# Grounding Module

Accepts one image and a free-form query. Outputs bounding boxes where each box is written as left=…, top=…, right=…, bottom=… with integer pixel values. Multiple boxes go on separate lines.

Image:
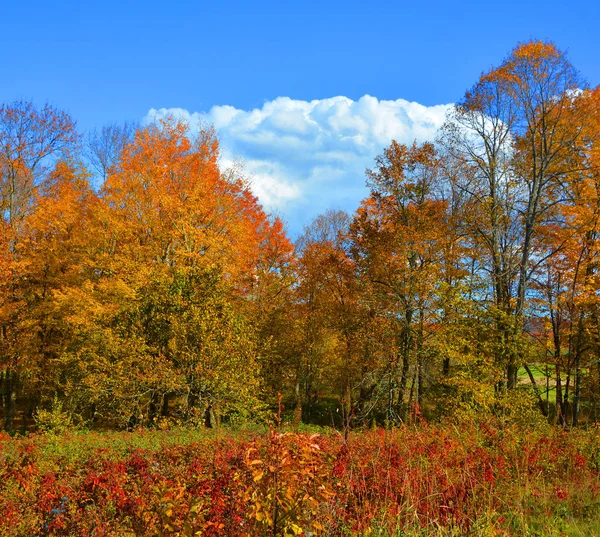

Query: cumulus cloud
left=145, top=95, right=451, bottom=236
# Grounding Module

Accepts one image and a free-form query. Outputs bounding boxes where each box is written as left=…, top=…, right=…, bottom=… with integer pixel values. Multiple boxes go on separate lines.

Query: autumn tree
left=532, top=86, right=600, bottom=426
left=85, top=122, right=137, bottom=182
left=0, top=101, right=79, bottom=430
left=350, top=142, right=454, bottom=422
left=88, top=117, right=291, bottom=426
left=0, top=100, right=78, bottom=226
left=439, top=41, right=588, bottom=397
left=294, top=210, right=378, bottom=429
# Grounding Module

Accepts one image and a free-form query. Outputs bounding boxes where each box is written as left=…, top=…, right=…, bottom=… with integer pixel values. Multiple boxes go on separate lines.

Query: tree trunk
left=573, top=364, right=581, bottom=427
left=556, top=365, right=565, bottom=428
left=203, top=404, right=213, bottom=428
left=2, top=368, right=17, bottom=431
left=506, top=363, right=518, bottom=390
left=572, top=305, right=587, bottom=427
left=293, top=381, right=302, bottom=431
left=523, top=364, right=549, bottom=417
left=161, top=393, right=170, bottom=418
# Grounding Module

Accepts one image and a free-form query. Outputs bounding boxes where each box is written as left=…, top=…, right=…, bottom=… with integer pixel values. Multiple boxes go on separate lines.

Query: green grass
left=518, top=364, right=554, bottom=381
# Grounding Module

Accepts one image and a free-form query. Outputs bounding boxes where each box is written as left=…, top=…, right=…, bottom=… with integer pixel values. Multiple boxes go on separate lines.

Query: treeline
left=2, top=40, right=600, bottom=432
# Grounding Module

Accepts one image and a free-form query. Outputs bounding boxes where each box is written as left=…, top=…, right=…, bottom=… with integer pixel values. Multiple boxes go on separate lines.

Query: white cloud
left=145, top=95, right=452, bottom=236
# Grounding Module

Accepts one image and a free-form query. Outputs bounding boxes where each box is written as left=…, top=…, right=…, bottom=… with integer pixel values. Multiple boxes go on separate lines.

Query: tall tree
left=351, top=141, right=451, bottom=422
left=0, top=101, right=78, bottom=430
left=91, top=117, right=291, bottom=426
left=85, top=122, right=137, bottom=182
left=0, top=101, right=78, bottom=226
left=439, top=41, right=588, bottom=391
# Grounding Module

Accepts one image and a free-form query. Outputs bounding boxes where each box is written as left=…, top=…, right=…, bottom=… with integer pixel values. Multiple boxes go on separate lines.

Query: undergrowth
left=0, top=421, right=599, bottom=536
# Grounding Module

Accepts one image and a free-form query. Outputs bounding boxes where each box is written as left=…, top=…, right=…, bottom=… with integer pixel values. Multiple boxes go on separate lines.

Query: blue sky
left=2, top=0, right=599, bottom=235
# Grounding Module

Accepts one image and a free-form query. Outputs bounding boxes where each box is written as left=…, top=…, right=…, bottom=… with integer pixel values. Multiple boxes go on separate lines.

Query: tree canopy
left=2, top=41, right=600, bottom=432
